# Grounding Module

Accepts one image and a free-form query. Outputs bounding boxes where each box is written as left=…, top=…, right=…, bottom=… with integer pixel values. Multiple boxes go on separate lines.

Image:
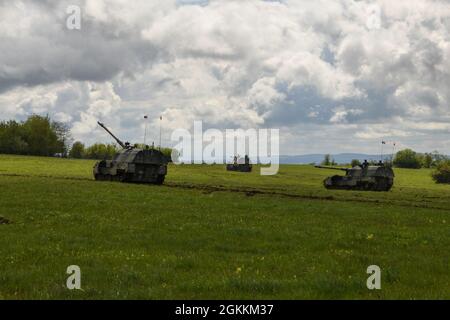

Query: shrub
left=432, top=161, right=450, bottom=184
left=84, top=143, right=118, bottom=160
left=422, top=153, right=433, bottom=168
left=69, top=141, right=85, bottom=159
left=351, top=159, right=361, bottom=167
left=160, top=147, right=173, bottom=162
left=393, top=149, right=421, bottom=169
left=321, top=154, right=336, bottom=166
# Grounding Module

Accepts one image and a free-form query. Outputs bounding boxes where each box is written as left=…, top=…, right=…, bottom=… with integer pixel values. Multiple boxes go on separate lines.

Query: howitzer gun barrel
left=314, top=165, right=348, bottom=171
left=97, top=121, right=126, bottom=149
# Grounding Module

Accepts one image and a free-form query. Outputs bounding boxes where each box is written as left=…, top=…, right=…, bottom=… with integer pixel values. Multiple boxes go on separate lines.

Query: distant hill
left=279, top=153, right=388, bottom=165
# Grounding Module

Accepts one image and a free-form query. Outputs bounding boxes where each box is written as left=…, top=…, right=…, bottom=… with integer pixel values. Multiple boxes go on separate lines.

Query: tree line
left=69, top=141, right=173, bottom=160
left=0, top=115, right=69, bottom=157
left=392, top=149, right=450, bottom=183
left=330, top=149, right=449, bottom=184
left=0, top=115, right=172, bottom=160
left=321, top=149, right=449, bottom=170
left=69, top=141, right=118, bottom=160
left=392, top=149, right=448, bottom=169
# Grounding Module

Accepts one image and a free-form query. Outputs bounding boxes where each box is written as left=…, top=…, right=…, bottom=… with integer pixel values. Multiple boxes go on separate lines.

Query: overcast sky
left=1, top=0, right=449, bottom=154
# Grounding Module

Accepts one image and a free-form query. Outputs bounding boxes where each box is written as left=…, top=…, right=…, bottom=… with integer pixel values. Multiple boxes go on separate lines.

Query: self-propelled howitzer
left=315, top=164, right=394, bottom=191
left=93, top=122, right=168, bottom=184
left=226, top=155, right=252, bottom=173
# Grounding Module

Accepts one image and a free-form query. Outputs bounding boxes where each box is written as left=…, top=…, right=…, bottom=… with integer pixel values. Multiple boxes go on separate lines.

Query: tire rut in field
left=163, top=182, right=450, bottom=212
left=1, top=173, right=449, bottom=212
left=164, top=181, right=334, bottom=201
left=0, top=217, right=11, bottom=225
left=0, top=173, right=91, bottom=181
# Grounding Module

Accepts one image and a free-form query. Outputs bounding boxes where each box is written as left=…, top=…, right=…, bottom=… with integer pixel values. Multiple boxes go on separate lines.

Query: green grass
left=0, top=154, right=449, bottom=299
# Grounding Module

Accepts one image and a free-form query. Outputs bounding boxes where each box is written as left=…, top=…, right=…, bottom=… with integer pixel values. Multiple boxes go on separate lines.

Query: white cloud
left=330, top=107, right=364, bottom=124
left=0, top=0, right=449, bottom=153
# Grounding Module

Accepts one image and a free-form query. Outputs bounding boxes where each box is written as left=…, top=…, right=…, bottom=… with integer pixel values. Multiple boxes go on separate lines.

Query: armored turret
left=93, top=122, right=168, bottom=184
left=315, top=164, right=394, bottom=191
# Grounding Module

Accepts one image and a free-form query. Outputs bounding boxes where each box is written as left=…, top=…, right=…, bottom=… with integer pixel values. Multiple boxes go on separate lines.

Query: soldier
left=363, top=159, right=369, bottom=168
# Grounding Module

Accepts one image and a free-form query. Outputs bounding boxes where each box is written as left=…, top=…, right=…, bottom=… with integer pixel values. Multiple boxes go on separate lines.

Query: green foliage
left=0, top=116, right=172, bottom=161
left=322, top=154, right=331, bottom=165
left=160, top=147, right=173, bottom=162
left=432, top=151, right=448, bottom=163
left=392, top=150, right=446, bottom=169
left=321, top=154, right=336, bottom=166
left=0, top=115, right=69, bottom=156
left=422, top=153, right=433, bottom=168
left=69, top=141, right=85, bottom=159
left=432, top=161, right=450, bottom=184
left=0, top=120, right=28, bottom=154
left=84, top=143, right=118, bottom=160
left=393, top=149, right=422, bottom=169
left=51, top=121, right=71, bottom=157
left=351, top=159, right=361, bottom=167
left=426, top=151, right=447, bottom=168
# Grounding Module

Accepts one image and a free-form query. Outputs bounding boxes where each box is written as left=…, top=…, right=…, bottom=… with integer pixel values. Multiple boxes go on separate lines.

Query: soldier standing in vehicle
left=363, top=159, right=369, bottom=168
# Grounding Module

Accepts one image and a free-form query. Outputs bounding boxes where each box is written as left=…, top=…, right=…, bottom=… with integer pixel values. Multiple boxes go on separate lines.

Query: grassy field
left=0, top=154, right=448, bottom=299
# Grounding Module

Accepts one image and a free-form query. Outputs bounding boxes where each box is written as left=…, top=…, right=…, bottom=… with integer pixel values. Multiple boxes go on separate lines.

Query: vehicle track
left=1, top=173, right=449, bottom=212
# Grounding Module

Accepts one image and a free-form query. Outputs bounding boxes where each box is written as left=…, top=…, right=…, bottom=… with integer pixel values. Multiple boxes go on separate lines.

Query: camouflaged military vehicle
left=315, top=162, right=394, bottom=191
left=93, top=122, right=168, bottom=184
left=226, top=155, right=252, bottom=173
